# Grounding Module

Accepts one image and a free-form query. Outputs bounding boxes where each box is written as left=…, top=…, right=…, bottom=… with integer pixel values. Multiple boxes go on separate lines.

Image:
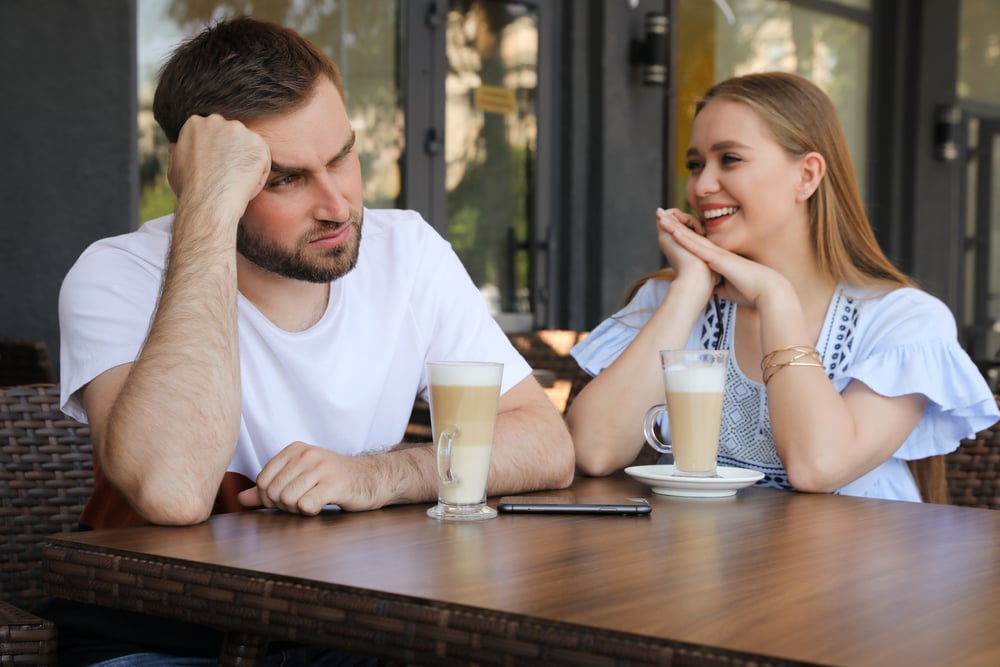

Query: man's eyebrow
left=333, top=131, right=357, bottom=162
left=269, top=162, right=301, bottom=175
left=269, top=132, right=357, bottom=174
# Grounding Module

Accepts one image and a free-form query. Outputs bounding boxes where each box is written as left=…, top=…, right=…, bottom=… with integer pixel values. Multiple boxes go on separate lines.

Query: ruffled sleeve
left=837, top=287, right=999, bottom=459
left=570, top=279, right=671, bottom=376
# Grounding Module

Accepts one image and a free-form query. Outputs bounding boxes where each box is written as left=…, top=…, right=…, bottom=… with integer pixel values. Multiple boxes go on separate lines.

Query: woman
left=567, top=71, right=999, bottom=501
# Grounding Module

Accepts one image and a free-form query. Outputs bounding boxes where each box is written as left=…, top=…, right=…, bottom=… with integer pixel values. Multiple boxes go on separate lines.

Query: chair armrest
left=0, top=599, right=57, bottom=664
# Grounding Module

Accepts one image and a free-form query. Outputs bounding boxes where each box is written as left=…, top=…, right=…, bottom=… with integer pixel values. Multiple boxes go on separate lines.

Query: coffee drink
left=664, top=366, right=725, bottom=474
left=644, top=350, right=728, bottom=477
left=426, top=361, right=503, bottom=520
left=429, top=383, right=499, bottom=504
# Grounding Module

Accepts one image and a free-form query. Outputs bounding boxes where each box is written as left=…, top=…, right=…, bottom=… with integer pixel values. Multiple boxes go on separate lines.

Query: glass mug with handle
left=426, top=361, right=503, bottom=520
left=643, top=349, right=728, bottom=477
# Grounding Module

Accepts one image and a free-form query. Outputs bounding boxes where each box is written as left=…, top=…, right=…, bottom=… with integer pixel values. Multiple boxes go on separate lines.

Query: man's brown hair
left=153, top=16, right=343, bottom=143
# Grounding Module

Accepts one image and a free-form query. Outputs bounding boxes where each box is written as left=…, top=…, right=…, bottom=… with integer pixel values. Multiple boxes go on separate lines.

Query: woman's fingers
left=657, top=208, right=705, bottom=235
left=667, top=218, right=719, bottom=260
left=654, top=208, right=784, bottom=309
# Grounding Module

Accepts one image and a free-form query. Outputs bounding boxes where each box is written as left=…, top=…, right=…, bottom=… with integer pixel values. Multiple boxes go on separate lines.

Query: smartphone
left=497, top=495, right=652, bottom=515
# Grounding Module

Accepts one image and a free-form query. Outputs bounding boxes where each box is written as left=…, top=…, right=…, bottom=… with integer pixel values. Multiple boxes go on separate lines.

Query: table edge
left=41, top=538, right=817, bottom=667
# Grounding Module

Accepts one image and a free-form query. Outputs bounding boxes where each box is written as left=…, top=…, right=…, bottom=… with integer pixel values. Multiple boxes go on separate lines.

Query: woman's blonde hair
left=629, top=72, right=913, bottom=304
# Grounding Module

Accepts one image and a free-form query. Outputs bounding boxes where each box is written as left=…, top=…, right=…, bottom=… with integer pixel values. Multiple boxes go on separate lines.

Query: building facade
left=2, top=0, right=999, bottom=373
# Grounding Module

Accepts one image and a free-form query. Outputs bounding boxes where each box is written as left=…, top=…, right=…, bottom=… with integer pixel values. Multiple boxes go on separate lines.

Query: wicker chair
left=0, top=384, right=92, bottom=665
left=507, top=330, right=589, bottom=413
left=506, top=330, right=587, bottom=383
left=946, top=395, right=1000, bottom=508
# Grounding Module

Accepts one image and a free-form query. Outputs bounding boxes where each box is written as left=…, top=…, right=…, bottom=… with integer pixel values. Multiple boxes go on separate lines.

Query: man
left=54, top=17, right=573, bottom=665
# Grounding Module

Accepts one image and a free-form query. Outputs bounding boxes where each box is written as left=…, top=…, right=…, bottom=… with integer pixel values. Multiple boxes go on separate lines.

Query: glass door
left=965, top=118, right=1000, bottom=371
left=445, top=0, right=539, bottom=331
left=136, top=0, right=401, bottom=225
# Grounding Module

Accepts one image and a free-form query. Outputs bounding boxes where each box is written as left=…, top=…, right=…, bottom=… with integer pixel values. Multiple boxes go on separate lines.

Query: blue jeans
left=89, top=646, right=380, bottom=667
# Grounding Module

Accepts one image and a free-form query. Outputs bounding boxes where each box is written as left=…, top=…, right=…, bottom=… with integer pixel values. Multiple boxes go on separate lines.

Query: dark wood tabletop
left=42, top=474, right=1000, bottom=667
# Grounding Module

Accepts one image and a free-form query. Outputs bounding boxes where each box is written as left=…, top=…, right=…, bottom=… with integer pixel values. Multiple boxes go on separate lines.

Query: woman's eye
left=685, top=160, right=703, bottom=173
left=721, top=154, right=742, bottom=165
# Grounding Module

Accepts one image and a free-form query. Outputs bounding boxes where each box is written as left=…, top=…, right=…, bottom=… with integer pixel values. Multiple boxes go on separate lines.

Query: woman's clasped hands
left=655, top=207, right=791, bottom=311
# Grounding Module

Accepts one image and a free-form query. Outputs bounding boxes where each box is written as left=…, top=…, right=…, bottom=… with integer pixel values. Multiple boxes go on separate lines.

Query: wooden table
left=42, top=474, right=1000, bottom=666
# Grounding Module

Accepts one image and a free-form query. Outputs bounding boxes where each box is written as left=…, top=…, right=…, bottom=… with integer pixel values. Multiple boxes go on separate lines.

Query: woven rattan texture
left=0, top=599, right=57, bottom=665
left=948, top=395, right=1000, bottom=509
left=44, top=545, right=804, bottom=667
left=0, top=383, right=92, bottom=664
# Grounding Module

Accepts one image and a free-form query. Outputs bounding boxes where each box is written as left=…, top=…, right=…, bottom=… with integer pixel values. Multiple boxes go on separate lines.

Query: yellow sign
left=474, top=85, right=517, bottom=115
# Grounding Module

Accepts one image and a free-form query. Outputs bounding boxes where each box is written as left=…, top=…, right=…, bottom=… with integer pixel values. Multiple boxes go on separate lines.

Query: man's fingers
left=237, top=486, right=263, bottom=508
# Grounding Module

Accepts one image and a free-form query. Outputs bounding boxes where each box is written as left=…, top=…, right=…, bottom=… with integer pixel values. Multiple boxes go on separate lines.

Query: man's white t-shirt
left=59, top=208, right=531, bottom=482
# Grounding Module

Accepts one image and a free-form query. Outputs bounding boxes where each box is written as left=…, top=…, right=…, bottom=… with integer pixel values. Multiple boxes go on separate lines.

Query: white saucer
left=624, top=465, right=765, bottom=498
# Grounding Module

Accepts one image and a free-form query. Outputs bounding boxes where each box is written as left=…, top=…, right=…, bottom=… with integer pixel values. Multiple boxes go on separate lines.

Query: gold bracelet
left=760, top=345, right=820, bottom=370
left=761, top=345, right=823, bottom=386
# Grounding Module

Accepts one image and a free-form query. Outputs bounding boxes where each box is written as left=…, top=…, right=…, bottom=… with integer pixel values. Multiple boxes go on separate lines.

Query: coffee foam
left=428, top=362, right=503, bottom=386
left=663, top=364, right=726, bottom=392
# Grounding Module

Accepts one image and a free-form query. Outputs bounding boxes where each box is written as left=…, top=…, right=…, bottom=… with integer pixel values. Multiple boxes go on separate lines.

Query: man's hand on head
left=168, top=114, right=271, bottom=222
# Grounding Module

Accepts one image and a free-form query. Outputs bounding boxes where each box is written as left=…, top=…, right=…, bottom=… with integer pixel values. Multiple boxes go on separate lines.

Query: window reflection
left=958, top=0, right=1000, bottom=104
left=137, top=0, right=401, bottom=225
left=446, top=1, right=539, bottom=330
left=675, top=0, right=870, bottom=205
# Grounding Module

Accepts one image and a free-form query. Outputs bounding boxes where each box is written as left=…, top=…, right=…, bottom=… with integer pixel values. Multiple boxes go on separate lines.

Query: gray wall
left=597, top=1, right=669, bottom=321
left=0, top=0, right=137, bottom=375
left=561, top=0, right=668, bottom=331
left=871, top=1, right=967, bottom=328
left=907, top=1, right=964, bottom=309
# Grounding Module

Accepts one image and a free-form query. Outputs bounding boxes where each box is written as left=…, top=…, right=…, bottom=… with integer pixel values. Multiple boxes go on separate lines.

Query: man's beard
left=236, top=209, right=363, bottom=283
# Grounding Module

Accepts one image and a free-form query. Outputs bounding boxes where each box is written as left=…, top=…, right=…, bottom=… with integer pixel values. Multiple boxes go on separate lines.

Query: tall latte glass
left=426, top=361, right=503, bottom=520
left=643, top=350, right=728, bottom=477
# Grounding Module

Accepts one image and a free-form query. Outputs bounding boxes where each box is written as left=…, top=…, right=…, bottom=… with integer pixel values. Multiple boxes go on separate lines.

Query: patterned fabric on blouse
left=571, top=279, right=1000, bottom=501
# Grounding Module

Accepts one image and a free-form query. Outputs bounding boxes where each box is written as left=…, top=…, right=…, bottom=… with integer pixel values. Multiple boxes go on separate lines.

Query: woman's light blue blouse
left=571, top=279, right=1000, bottom=501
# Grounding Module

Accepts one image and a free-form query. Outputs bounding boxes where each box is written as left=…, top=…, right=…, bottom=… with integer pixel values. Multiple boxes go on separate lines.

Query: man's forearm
left=372, top=386, right=573, bottom=509
left=487, top=400, right=576, bottom=495
left=102, top=204, right=242, bottom=525
left=360, top=403, right=573, bottom=510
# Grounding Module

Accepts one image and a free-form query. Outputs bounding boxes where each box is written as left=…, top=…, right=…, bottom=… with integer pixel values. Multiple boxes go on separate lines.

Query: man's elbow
left=538, top=413, right=576, bottom=489
left=134, top=494, right=214, bottom=526
left=123, top=478, right=217, bottom=526
left=553, top=433, right=577, bottom=488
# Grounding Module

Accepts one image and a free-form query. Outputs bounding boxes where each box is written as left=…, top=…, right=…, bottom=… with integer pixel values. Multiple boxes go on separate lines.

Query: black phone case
left=497, top=496, right=651, bottom=515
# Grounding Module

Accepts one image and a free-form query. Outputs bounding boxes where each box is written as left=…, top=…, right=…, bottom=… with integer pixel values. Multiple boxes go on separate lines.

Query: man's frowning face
left=238, top=77, right=364, bottom=284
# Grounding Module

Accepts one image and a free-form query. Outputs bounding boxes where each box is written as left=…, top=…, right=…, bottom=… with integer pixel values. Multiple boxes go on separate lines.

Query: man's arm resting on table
left=486, top=373, right=576, bottom=495
left=237, top=374, right=576, bottom=514
left=75, top=116, right=268, bottom=526
left=81, top=352, right=241, bottom=526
